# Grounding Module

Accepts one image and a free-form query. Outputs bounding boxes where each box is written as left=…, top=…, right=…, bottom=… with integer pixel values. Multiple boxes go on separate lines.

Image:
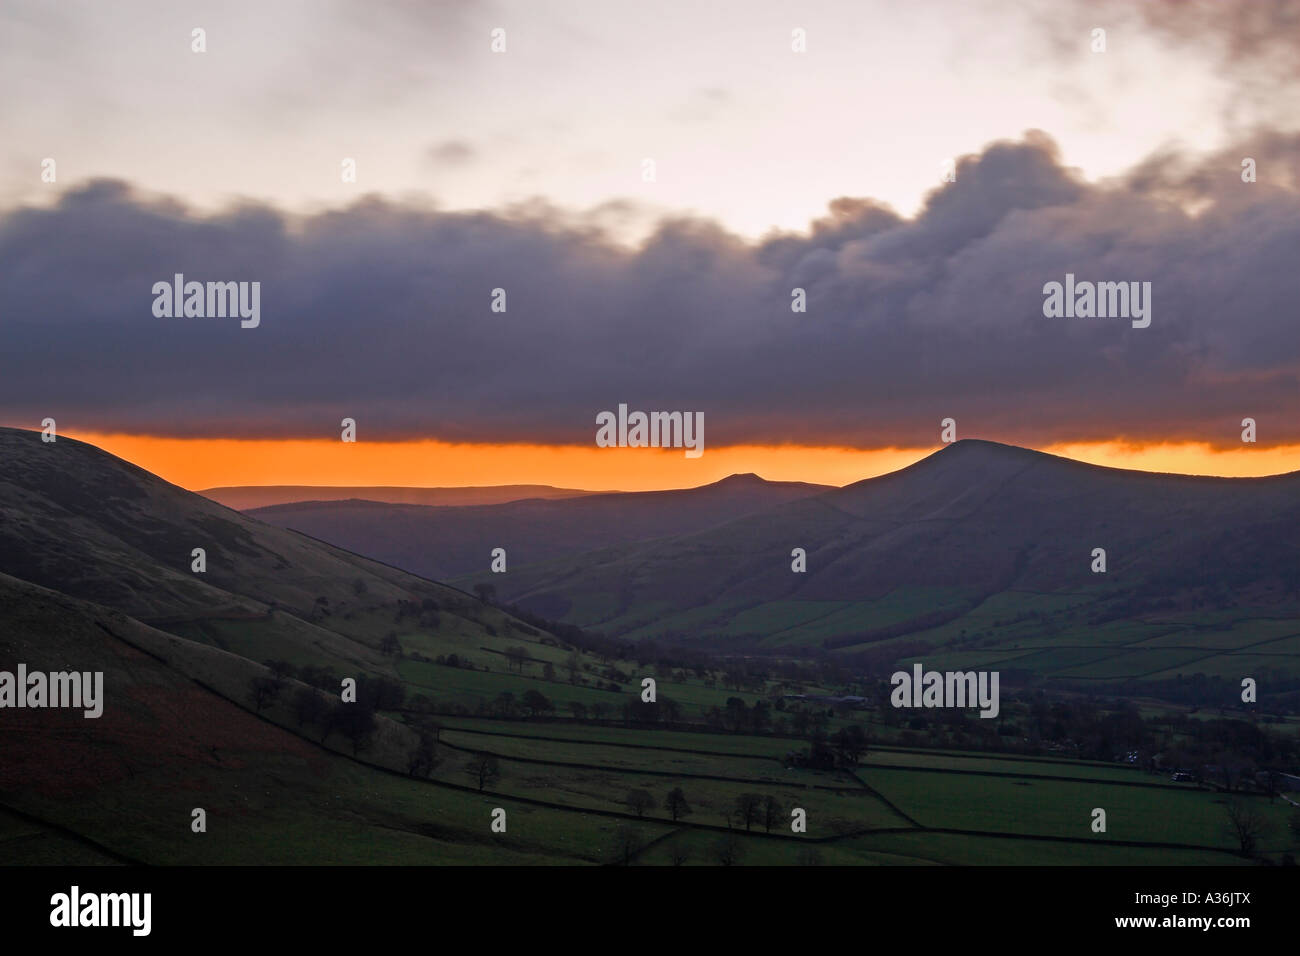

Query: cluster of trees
left=1088, top=673, right=1300, bottom=714
left=453, top=683, right=872, bottom=749
left=502, top=645, right=585, bottom=682
left=312, top=695, right=373, bottom=753
left=727, top=793, right=787, bottom=832
left=786, top=725, right=869, bottom=770
left=502, top=646, right=535, bottom=673
left=623, top=786, right=692, bottom=821
left=700, top=697, right=774, bottom=734
left=248, top=665, right=412, bottom=756
left=498, top=600, right=630, bottom=662
left=481, top=689, right=557, bottom=719
left=621, top=786, right=798, bottom=833
left=251, top=663, right=452, bottom=776
left=406, top=733, right=440, bottom=778
left=619, top=638, right=855, bottom=693
left=394, top=596, right=445, bottom=629
left=433, top=653, right=484, bottom=670
left=861, top=683, right=1299, bottom=778
left=610, top=789, right=821, bottom=866
left=621, top=696, right=681, bottom=727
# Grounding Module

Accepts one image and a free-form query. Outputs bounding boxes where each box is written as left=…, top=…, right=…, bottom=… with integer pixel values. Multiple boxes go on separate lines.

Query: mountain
left=0, top=428, right=489, bottom=634
left=200, top=483, right=599, bottom=511
left=0, top=426, right=646, bottom=863
left=248, top=473, right=832, bottom=581
left=0, top=425, right=581, bottom=718
left=491, top=441, right=1300, bottom=682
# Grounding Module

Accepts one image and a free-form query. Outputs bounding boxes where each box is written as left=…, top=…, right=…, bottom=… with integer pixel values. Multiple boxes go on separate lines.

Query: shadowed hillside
left=0, top=427, right=550, bottom=679
left=249, top=473, right=831, bottom=581
left=487, top=441, right=1300, bottom=680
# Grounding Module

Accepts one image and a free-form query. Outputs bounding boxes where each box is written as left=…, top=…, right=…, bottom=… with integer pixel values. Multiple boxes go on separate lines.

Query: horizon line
left=8, top=427, right=1300, bottom=492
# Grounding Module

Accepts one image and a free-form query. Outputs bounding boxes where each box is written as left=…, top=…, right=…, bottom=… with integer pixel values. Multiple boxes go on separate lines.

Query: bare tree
left=465, top=754, right=501, bottom=792
left=332, top=703, right=376, bottom=755
left=734, top=793, right=763, bottom=832
left=832, top=724, right=869, bottom=766
left=504, top=646, right=530, bottom=674
left=626, top=789, right=656, bottom=817
left=1224, top=798, right=1270, bottom=856
left=1262, top=767, right=1283, bottom=802
left=293, top=685, right=329, bottom=729
left=248, top=675, right=284, bottom=713
left=407, top=733, right=440, bottom=778
left=713, top=831, right=744, bottom=866
left=762, top=795, right=782, bottom=833
left=521, top=688, right=553, bottom=718
left=665, top=787, right=692, bottom=822
left=420, top=718, right=444, bottom=743
left=264, top=660, right=295, bottom=681
left=609, top=824, right=644, bottom=865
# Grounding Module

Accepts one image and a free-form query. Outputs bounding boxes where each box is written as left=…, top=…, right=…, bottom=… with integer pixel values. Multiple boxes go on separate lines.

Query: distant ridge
left=488, top=437, right=1300, bottom=647
left=200, top=483, right=602, bottom=511
left=250, top=473, right=833, bottom=581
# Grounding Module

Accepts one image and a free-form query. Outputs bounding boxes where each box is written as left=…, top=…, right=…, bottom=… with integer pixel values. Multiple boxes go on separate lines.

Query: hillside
left=0, top=426, right=573, bottom=694
left=491, top=441, right=1300, bottom=683
left=249, top=473, right=832, bottom=581
left=0, top=570, right=606, bottom=865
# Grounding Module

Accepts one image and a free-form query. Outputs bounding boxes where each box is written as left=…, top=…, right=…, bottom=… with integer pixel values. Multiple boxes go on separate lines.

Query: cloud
left=1126, top=0, right=1300, bottom=72
left=1, top=132, right=1298, bottom=450
left=1037, top=0, right=1300, bottom=127
left=426, top=140, right=478, bottom=167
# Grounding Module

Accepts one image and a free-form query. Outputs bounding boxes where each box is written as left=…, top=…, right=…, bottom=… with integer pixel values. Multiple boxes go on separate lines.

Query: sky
left=1, top=0, right=1298, bottom=490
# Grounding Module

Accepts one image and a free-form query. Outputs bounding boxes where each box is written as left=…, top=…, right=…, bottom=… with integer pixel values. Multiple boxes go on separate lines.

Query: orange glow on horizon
left=54, top=431, right=1300, bottom=492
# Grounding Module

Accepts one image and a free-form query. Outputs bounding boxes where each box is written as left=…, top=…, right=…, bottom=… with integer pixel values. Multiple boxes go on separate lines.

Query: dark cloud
left=1, top=131, right=1298, bottom=449
left=1038, top=0, right=1300, bottom=127
left=1127, top=0, right=1300, bottom=73
left=1039, top=0, right=1300, bottom=69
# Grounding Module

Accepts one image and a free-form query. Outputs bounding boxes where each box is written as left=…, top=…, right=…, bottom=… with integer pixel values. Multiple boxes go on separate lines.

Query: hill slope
left=249, top=473, right=832, bottom=581
left=0, top=426, right=563, bottom=682
left=492, top=441, right=1300, bottom=677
